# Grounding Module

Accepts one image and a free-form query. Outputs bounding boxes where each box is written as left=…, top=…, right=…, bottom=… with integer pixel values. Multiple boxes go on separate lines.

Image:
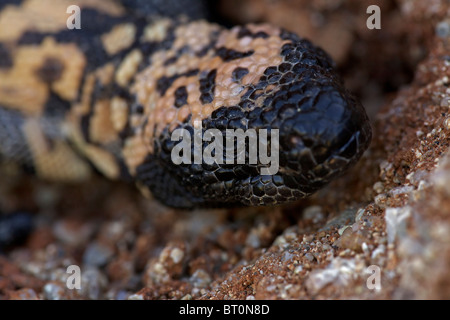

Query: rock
left=7, top=288, right=39, bottom=300
left=83, top=242, right=114, bottom=268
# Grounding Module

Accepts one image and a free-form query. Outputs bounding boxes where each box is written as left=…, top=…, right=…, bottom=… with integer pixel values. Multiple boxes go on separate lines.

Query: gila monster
left=0, top=0, right=372, bottom=209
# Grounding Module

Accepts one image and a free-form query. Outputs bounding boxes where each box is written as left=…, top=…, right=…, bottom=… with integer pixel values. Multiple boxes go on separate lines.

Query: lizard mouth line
left=170, top=120, right=280, bottom=176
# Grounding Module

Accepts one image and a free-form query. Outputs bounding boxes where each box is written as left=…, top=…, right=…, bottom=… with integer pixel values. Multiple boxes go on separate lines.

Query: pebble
left=128, top=293, right=144, bottom=300
left=294, top=265, right=303, bottom=274
left=7, top=288, right=39, bottom=300
left=338, top=225, right=351, bottom=236
left=305, top=258, right=356, bottom=295
left=53, top=219, right=94, bottom=247
left=190, top=269, right=212, bottom=288
left=83, top=242, right=114, bottom=267
left=170, top=247, right=184, bottom=264
left=436, top=20, right=450, bottom=38
left=372, top=181, right=384, bottom=194
left=79, top=267, right=108, bottom=300
left=302, top=205, right=324, bottom=221
left=0, top=212, right=33, bottom=249
left=385, top=206, right=412, bottom=244
left=43, top=282, right=66, bottom=300
left=304, top=253, right=314, bottom=262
